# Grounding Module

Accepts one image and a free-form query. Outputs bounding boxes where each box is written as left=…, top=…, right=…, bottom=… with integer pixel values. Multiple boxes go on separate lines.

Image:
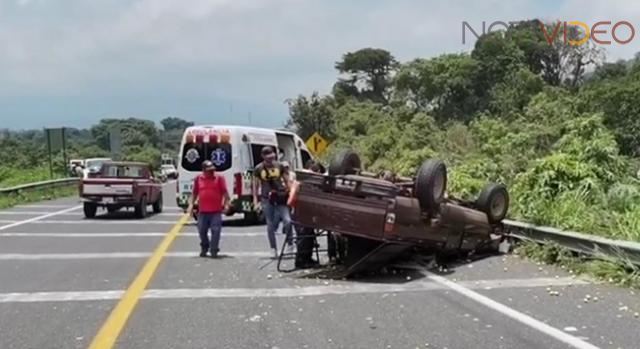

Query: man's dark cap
left=202, top=160, right=215, bottom=171
left=261, top=146, right=275, bottom=156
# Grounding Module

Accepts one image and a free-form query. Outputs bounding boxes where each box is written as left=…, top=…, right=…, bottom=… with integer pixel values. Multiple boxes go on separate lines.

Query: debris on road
left=248, top=315, right=262, bottom=323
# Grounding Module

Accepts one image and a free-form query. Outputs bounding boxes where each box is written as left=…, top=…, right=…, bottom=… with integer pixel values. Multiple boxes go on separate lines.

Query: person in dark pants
left=252, top=146, right=292, bottom=259
left=290, top=161, right=325, bottom=268
left=188, top=160, right=230, bottom=258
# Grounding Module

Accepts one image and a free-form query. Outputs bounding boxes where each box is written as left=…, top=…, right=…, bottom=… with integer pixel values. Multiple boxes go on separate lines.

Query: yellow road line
left=88, top=214, right=189, bottom=349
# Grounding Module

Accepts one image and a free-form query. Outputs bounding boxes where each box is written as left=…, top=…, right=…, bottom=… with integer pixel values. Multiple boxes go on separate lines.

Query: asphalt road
left=0, top=183, right=639, bottom=349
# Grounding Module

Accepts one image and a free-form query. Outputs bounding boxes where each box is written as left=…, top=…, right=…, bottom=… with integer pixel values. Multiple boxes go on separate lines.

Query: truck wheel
left=135, top=195, right=148, bottom=219
left=476, top=183, right=509, bottom=223
left=328, top=150, right=361, bottom=176
left=153, top=194, right=163, bottom=214
left=415, top=159, right=447, bottom=211
left=83, top=203, right=97, bottom=218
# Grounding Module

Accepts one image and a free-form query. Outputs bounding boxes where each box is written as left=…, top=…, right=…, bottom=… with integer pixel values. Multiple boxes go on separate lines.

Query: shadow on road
left=287, top=247, right=501, bottom=284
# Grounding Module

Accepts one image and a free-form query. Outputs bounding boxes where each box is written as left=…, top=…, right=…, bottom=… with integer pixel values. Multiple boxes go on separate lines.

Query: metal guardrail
left=0, top=178, right=80, bottom=194
left=503, top=219, right=640, bottom=267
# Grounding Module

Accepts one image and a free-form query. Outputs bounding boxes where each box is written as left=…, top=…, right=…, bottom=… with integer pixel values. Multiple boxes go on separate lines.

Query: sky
left=1, top=0, right=639, bottom=130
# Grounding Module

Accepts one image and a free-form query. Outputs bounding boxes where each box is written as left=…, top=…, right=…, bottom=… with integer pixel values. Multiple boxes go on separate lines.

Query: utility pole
left=45, top=129, right=53, bottom=179
left=61, top=127, right=67, bottom=174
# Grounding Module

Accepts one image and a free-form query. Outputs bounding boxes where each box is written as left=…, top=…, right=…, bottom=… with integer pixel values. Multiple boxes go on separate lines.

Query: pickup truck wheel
left=415, top=159, right=447, bottom=211
left=153, top=194, right=163, bottom=214
left=329, top=150, right=361, bottom=176
left=135, top=196, right=148, bottom=219
left=476, top=183, right=509, bottom=223
left=83, top=203, right=97, bottom=218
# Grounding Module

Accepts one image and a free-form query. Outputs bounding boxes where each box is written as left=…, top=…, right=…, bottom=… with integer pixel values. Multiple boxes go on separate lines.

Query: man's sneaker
left=272, top=248, right=279, bottom=259
left=210, top=251, right=218, bottom=259
left=199, top=250, right=207, bottom=258
left=285, top=244, right=295, bottom=254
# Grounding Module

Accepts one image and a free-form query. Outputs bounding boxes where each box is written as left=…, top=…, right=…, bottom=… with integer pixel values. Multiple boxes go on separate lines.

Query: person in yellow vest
left=252, top=146, right=292, bottom=258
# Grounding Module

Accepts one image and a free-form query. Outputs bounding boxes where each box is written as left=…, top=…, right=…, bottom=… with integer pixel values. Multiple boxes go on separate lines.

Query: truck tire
left=83, top=202, right=97, bottom=218
left=153, top=193, right=163, bottom=214
left=415, top=159, right=447, bottom=211
left=135, top=195, right=148, bottom=219
left=476, top=183, right=509, bottom=223
left=328, top=150, right=361, bottom=176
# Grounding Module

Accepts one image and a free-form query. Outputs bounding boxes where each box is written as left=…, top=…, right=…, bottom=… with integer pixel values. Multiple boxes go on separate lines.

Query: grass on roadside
left=0, top=185, right=78, bottom=210
left=0, top=167, right=67, bottom=188
left=515, top=240, right=640, bottom=289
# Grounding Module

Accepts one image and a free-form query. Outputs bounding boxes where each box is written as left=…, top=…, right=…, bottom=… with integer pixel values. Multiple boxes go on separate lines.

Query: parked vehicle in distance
left=161, top=164, right=178, bottom=179
left=291, top=150, right=509, bottom=276
left=79, top=161, right=163, bottom=219
left=82, top=157, right=112, bottom=179
left=69, top=159, right=85, bottom=177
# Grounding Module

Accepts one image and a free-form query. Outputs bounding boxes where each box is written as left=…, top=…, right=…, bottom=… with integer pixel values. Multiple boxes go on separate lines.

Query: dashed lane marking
left=0, top=251, right=271, bottom=260
left=427, top=272, right=600, bottom=349
left=0, top=211, right=185, bottom=216
left=13, top=204, right=183, bottom=210
left=0, top=206, right=82, bottom=231
left=0, top=277, right=586, bottom=303
left=88, top=214, right=189, bottom=349
left=0, top=219, right=183, bottom=225
left=0, top=232, right=264, bottom=237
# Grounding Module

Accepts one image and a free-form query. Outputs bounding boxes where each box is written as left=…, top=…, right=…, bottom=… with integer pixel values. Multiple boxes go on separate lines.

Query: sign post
left=45, top=129, right=53, bottom=179
left=45, top=127, right=66, bottom=178
left=305, top=132, right=330, bottom=157
left=109, top=127, right=122, bottom=161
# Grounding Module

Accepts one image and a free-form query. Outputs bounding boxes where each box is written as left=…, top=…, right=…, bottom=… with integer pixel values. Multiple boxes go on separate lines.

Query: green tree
left=394, top=54, right=479, bottom=123
left=285, top=92, right=336, bottom=141
left=335, top=48, right=398, bottom=104
left=160, top=117, right=194, bottom=131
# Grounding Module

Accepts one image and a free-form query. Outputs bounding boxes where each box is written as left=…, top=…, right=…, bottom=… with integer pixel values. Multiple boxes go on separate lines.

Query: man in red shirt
left=188, top=160, right=230, bottom=258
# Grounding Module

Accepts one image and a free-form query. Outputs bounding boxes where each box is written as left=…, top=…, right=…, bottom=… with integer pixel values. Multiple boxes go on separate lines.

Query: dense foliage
left=286, top=20, right=640, bottom=241
left=0, top=117, right=192, bottom=185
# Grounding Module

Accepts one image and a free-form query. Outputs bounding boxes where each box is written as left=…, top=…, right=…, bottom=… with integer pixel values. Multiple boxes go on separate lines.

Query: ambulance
left=176, top=125, right=313, bottom=223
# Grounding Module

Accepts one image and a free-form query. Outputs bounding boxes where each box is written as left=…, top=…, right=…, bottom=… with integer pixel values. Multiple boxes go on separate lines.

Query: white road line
left=0, top=251, right=272, bottom=260
left=0, top=211, right=184, bottom=216
left=0, top=277, right=586, bottom=303
left=0, top=232, right=264, bottom=237
left=427, top=272, right=599, bottom=349
left=13, top=204, right=184, bottom=210
left=0, top=206, right=82, bottom=231
left=0, top=219, right=180, bottom=225
left=14, top=204, right=80, bottom=209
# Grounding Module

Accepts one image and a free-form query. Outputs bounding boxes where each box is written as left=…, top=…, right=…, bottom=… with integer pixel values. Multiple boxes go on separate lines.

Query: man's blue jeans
left=198, top=213, right=223, bottom=253
left=262, top=199, right=292, bottom=249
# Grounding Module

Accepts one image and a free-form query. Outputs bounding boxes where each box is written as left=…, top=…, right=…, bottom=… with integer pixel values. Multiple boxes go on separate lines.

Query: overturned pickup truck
left=292, top=150, right=509, bottom=276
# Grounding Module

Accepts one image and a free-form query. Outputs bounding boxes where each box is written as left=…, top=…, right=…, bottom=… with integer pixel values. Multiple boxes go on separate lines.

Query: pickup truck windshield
left=86, top=160, right=107, bottom=169
left=101, top=165, right=146, bottom=178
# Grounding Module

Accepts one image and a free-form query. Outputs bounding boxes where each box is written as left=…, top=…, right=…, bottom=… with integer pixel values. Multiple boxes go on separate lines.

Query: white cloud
left=0, top=0, right=638, bottom=128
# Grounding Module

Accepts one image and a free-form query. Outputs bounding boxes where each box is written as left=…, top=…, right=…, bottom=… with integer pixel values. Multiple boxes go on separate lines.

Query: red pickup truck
left=79, top=161, right=164, bottom=219
left=292, top=150, right=509, bottom=275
